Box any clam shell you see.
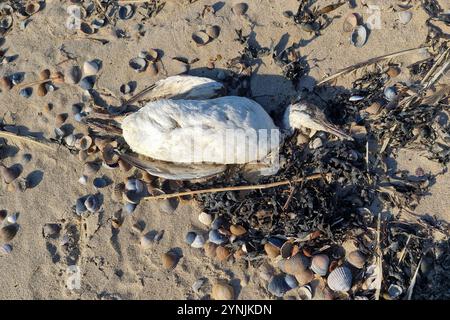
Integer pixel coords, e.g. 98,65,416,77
112,183,125,202
343,13,358,32
43,223,61,239
347,250,366,269
280,241,294,259
208,229,227,245
140,232,153,249
19,87,32,98
93,177,107,189
76,136,93,151
79,76,95,90
384,86,397,101
83,60,100,76
232,3,248,16
6,212,17,224
211,282,234,300
198,211,213,226
205,25,220,39
25,3,40,15
123,202,136,214
66,65,82,84
351,25,367,48
284,274,299,289
64,134,76,147
264,242,280,258
230,224,246,236
118,5,135,20
129,57,147,72
0,76,12,90
192,31,210,46
147,62,159,76
75,197,87,215
1,243,12,254
39,69,51,80
83,162,100,176
204,242,218,258
294,268,314,286
84,195,99,213
398,11,412,25
327,266,352,292
267,275,290,297
311,254,330,276
298,285,313,300
162,251,178,270
387,66,401,78
0,224,19,242
285,253,310,275
388,284,403,299
118,159,132,172
1,165,20,184
55,113,68,126
211,216,225,230
215,245,231,261
191,234,206,248
125,178,144,193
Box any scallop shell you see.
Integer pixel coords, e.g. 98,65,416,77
232,3,248,16
327,266,353,292
267,275,290,297
162,251,178,270
66,65,82,84
311,254,330,276
343,13,358,32
208,229,227,245
0,224,19,242
1,164,20,184
285,253,310,275
398,11,412,25
84,195,99,213
205,25,220,39
0,243,12,254
351,25,367,48
83,60,100,76
198,211,213,226
129,57,147,72
211,282,234,300
192,31,210,46
347,250,366,269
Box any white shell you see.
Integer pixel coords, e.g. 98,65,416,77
78,175,87,185
351,26,367,48
191,234,206,248
398,11,412,25
6,212,17,224
310,254,330,276
298,285,313,300
198,212,213,226
83,60,100,76
327,266,353,292
122,96,278,164
1,244,12,254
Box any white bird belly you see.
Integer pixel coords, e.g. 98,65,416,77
122,97,279,164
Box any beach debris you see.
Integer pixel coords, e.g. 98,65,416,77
0,224,19,242
43,223,61,239
343,13,358,32
347,250,366,269
211,281,234,300
129,57,147,72
205,25,220,39
83,60,101,76
186,231,205,248
311,254,330,276
162,251,179,270
192,31,210,46
351,25,367,47
232,3,248,16
327,266,352,292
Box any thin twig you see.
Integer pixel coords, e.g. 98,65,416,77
317,47,428,85
0,131,55,151
375,211,383,300
406,256,423,300
144,173,329,200
398,234,412,264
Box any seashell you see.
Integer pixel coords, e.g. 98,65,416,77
205,25,220,39
11,73,24,85
45,83,55,93
84,195,99,213
52,71,65,84
1,243,12,254
198,211,213,226
129,57,147,72
66,65,82,84
398,11,412,25
211,282,234,300
343,13,358,32
0,210,6,222
285,274,299,289
191,234,206,248
192,31,210,46
6,212,17,224
39,69,51,80
75,197,87,215
0,224,18,242
141,49,159,62
125,178,144,193
43,223,61,238
123,202,136,214
204,241,218,258
311,254,330,276
83,60,100,76
1,164,20,184
118,159,132,172
347,250,366,269
162,251,178,270
64,134,76,147
112,183,125,202
215,245,231,261
92,18,105,30
387,66,401,78
349,95,364,102
285,254,310,275
280,241,294,259
118,5,135,20
185,231,196,245
294,268,314,286
74,113,83,122
147,62,159,76
0,16,12,30
55,113,68,126
230,224,246,236
208,229,227,245
192,278,206,293
120,83,131,95
267,275,290,297
19,87,32,98
79,76,95,90
351,25,367,48
78,175,87,186
384,86,397,101
83,162,100,176
76,136,93,151
25,2,40,15
211,216,225,230
298,285,313,300
327,266,352,292
232,3,248,16
264,242,280,258
387,284,403,299
93,177,107,189
365,101,382,115
140,232,153,249
0,76,12,91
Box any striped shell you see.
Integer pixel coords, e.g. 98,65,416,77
311,254,330,276
327,266,353,292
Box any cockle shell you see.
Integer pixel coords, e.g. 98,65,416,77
311,254,330,276
285,253,310,275
295,268,314,286
211,281,234,300
215,245,231,261
327,266,353,292
204,241,217,258
0,224,19,242
186,231,205,248
83,60,100,76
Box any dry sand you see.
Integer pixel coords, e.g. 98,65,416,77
0,0,449,299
